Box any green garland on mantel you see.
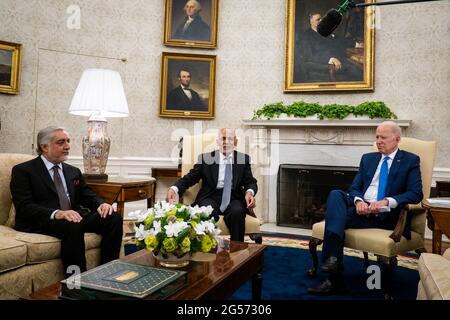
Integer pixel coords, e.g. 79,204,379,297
252,101,398,120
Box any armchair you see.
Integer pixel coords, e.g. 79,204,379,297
417,248,450,300
308,137,437,299
180,133,262,244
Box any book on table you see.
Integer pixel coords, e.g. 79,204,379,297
60,260,187,300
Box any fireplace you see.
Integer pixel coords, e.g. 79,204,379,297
277,164,358,229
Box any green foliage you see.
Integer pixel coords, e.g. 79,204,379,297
252,101,397,120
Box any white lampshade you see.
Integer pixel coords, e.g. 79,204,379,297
69,68,129,118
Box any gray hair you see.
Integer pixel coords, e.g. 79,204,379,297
36,126,67,155
379,121,402,137
185,0,201,11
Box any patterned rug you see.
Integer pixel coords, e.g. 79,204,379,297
241,233,419,270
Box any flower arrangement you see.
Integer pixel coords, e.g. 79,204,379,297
129,201,221,259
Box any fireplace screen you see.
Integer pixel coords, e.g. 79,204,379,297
277,164,358,229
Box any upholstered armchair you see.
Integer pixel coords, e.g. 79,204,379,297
180,133,262,244
417,248,450,300
308,137,437,299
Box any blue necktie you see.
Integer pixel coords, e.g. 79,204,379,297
220,160,232,212
377,156,390,201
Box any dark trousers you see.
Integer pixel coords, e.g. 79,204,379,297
322,190,391,264
43,211,123,276
196,189,246,242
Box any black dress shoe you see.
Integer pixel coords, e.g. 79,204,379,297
321,256,344,274
307,279,347,295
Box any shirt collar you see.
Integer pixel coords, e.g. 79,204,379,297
181,84,190,90
40,155,62,172
382,149,398,161
220,152,233,162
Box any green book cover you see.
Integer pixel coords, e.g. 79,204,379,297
60,260,187,299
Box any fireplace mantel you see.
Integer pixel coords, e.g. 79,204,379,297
242,118,411,128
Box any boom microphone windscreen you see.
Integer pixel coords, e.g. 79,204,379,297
317,9,343,37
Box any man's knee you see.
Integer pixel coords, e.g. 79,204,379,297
228,205,246,220
327,189,348,202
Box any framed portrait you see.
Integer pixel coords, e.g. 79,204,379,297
284,0,375,92
160,52,216,119
163,0,219,49
0,40,22,94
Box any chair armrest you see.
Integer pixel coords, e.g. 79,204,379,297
389,206,409,242
247,208,257,218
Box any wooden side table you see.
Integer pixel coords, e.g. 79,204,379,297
422,198,450,254
86,176,156,216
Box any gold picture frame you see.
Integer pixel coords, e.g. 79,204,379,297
160,52,216,119
284,0,375,92
163,0,219,49
0,40,22,94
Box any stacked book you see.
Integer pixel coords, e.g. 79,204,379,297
60,260,187,300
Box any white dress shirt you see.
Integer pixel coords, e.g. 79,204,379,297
181,85,192,100
41,155,71,219
354,149,399,209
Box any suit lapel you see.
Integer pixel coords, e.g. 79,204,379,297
232,150,241,190
386,150,403,195
34,157,58,194
366,153,382,191
211,151,220,188
62,163,75,203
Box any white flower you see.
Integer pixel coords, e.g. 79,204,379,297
134,224,152,241
164,221,189,237
194,221,206,235
150,220,161,235
128,209,151,222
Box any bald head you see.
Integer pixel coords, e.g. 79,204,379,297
375,121,401,155
217,128,237,155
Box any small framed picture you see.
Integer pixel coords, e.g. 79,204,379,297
284,0,375,92
160,52,216,119
163,0,219,49
0,40,22,94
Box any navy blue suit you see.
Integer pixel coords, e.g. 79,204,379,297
322,149,422,262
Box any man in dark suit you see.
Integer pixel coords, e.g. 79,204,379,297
166,128,258,241
173,0,211,42
10,126,123,276
295,12,363,83
166,69,207,111
308,121,423,294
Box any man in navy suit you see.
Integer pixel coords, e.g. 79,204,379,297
166,69,207,111
166,128,258,241
308,121,423,294
10,126,123,276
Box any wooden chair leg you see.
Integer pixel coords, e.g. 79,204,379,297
308,237,323,278
377,255,398,300
363,252,370,267
249,234,263,244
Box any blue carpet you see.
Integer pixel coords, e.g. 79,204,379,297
230,245,420,300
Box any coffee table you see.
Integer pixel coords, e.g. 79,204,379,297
29,241,266,300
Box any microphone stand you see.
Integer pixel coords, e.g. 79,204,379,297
351,0,444,8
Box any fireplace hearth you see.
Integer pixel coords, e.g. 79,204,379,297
277,164,358,229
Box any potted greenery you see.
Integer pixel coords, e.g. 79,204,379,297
252,101,397,120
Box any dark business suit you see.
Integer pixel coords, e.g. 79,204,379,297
296,28,362,82
10,156,123,274
174,15,211,42
166,85,206,111
321,149,423,263
174,150,258,241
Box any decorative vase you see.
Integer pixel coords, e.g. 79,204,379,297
153,252,190,268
